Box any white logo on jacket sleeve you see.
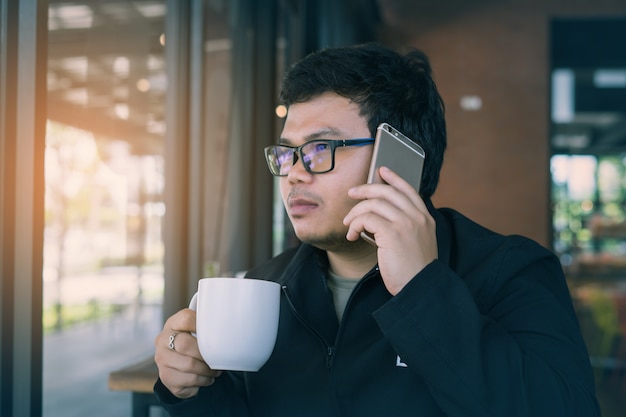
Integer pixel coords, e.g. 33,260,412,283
396,355,407,368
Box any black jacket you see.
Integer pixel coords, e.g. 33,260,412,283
155,205,600,416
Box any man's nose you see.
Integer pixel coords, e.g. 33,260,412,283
287,152,311,182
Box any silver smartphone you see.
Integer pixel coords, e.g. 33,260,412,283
360,123,425,245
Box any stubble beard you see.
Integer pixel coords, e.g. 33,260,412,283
300,230,372,253
303,231,350,252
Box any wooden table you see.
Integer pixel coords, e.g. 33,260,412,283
108,357,161,417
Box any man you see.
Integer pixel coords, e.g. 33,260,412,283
153,43,600,416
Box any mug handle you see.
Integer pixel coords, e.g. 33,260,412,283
188,292,198,337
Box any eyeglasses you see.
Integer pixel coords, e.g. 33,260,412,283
264,138,375,176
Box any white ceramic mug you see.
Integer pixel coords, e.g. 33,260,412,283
189,277,281,372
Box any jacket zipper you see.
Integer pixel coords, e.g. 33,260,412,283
281,267,380,369
281,285,335,368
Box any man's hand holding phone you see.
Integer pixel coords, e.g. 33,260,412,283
345,166,437,295
344,123,437,295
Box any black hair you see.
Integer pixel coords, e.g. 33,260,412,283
279,43,446,199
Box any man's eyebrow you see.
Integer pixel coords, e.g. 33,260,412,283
278,128,342,145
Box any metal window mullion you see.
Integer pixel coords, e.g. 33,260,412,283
0,0,47,416
187,0,205,298
162,0,192,319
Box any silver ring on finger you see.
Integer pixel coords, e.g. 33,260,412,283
168,332,179,351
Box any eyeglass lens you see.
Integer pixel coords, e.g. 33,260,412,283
270,141,333,175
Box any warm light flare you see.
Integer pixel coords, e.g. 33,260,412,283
275,105,287,118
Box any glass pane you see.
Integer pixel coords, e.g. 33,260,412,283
551,18,626,417
44,1,166,416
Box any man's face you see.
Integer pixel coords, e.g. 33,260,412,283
279,92,373,251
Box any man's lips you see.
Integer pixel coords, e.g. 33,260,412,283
287,194,320,217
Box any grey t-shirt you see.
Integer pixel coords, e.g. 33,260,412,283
327,270,359,321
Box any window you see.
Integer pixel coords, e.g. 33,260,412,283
550,18,626,415
44,1,167,415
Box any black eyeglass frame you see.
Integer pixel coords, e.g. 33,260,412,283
264,138,375,176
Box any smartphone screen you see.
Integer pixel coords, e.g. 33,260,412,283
361,123,425,245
